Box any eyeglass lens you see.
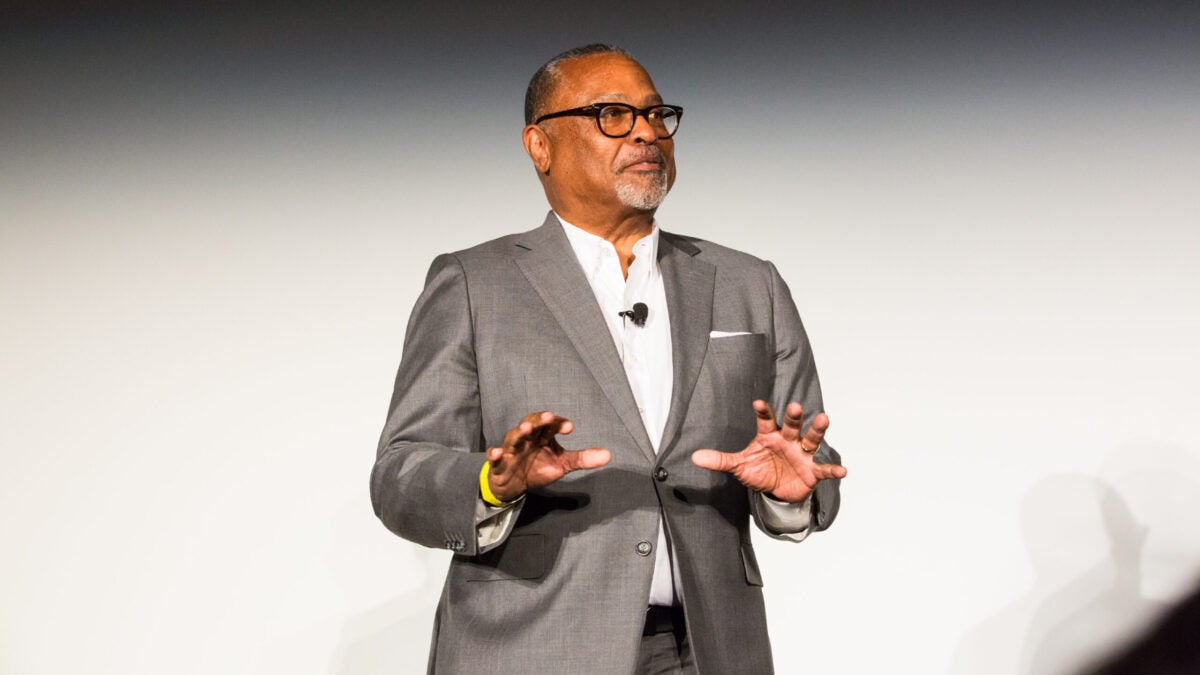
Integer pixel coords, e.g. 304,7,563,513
598,105,679,138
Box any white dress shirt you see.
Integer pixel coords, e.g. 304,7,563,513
474,216,812,606
558,217,678,605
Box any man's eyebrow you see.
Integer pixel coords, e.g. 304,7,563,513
589,93,665,105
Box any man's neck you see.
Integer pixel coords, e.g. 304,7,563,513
554,208,656,279
553,208,654,248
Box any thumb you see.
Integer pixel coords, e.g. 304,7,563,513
813,462,849,480
563,448,611,472
692,449,739,473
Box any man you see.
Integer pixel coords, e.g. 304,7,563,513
371,44,847,674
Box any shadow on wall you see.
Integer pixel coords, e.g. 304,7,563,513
952,443,1200,675
1020,477,1166,674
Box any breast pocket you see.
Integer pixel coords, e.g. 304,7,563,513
699,333,770,435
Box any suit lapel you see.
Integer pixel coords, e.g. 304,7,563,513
514,214,656,464
657,232,715,460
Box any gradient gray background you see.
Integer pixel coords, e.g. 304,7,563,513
3,2,1198,673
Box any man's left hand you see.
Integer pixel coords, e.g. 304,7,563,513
691,400,848,503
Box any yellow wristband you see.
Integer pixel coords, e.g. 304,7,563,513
479,460,510,507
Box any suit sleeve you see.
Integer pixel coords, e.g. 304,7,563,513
761,259,842,534
370,253,489,556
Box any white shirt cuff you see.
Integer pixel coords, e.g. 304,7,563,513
752,491,812,542
474,495,524,553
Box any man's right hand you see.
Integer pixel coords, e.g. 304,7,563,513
485,411,611,502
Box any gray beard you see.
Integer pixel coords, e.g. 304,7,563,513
615,170,670,211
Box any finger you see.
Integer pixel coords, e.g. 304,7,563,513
520,410,551,426
528,410,556,441
812,462,848,480
490,441,527,475
753,400,778,436
562,448,611,472
692,449,741,473
497,412,576,474
529,413,572,448
525,410,559,433
495,412,551,471
488,445,512,475
501,422,532,454
800,412,830,453
504,411,558,450
780,402,804,442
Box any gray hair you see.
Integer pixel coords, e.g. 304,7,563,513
524,43,633,125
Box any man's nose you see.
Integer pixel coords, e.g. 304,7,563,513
628,111,659,144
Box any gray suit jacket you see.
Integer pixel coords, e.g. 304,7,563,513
371,213,841,674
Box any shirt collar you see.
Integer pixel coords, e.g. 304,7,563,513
555,212,660,283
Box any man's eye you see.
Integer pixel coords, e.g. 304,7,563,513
599,107,628,119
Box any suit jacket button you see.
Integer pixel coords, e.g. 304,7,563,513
636,540,653,556
655,467,668,482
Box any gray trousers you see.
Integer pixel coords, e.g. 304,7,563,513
636,609,696,675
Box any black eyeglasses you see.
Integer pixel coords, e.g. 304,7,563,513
534,103,683,139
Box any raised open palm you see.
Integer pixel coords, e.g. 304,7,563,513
486,411,611,502
692,400,847,503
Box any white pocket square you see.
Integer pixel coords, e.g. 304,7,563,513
709,331,752,338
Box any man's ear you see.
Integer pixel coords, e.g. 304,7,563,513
522,125,552,175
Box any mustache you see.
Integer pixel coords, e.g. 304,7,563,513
617,147,667,171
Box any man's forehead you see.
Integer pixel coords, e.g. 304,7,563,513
553,54,662,106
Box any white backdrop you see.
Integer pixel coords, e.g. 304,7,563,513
3,37,1199,675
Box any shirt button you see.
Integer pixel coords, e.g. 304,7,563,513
636,540,653,556
655,467,669,482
